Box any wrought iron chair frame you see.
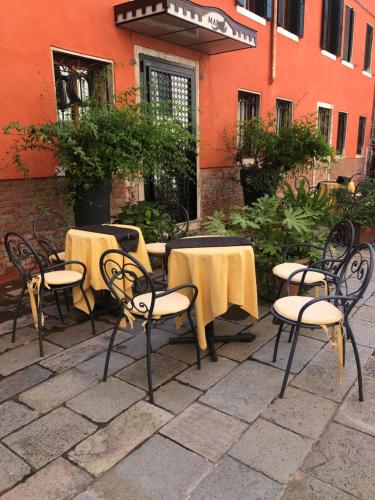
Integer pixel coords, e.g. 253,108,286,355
271,243,374,400
100,248,199,403
294,175,312,192
5,232,95,356
33,210,70,263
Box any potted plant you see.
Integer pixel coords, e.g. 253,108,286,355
3,90,197,225
224,114,334,204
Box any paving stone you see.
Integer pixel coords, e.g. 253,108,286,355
0,327,36,354
4,407,97,469
282,471,356,500
200,361,284,423
114,328,175,359
335,375,375,436
76,351,134,379
0,443,31,494
0,340,62,376
0,315,33,336
154,381,202,413
82,435,211,500
365,355,375,377
176,356,237,391
66,377,145,423
1,457,92,500
69,401,172,476
19,368,97,413
0,401,39,438
160,402,247,462
292,343,372,402
0,365,52,403
302,422,375,499
229,419,313,484
252,334,324,374
263,386,338,440
156,318,192,334
46,319,113,348
354,305,375,322
189,456,284,500
365,294,375,307
116,353,187,391
211,318,245,336
345,317,375,348
157,342,207,365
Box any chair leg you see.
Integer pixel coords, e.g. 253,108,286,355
145,320,154,404
187,310,201,370
37,287,45,357
280,324,301,399
346,319,363,401
54,290,64,323
103,313,122,381
12,284,26,343
63,289,70,312
288,326,295,343
272,322,284,362
80,284,95,336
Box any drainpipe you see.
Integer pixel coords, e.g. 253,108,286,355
270,0,277,83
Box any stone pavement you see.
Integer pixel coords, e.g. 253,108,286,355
1,278,375,499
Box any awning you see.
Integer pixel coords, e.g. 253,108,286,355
114,0,257,54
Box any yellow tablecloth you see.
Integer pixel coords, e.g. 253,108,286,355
319,181,355,197
65,224,152,313
168,245,258,350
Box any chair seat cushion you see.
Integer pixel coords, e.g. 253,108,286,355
132,291,190,317
273,262,325,284
50,251,65,262
273,296,342,325
145,242,166,255
43,270,82,286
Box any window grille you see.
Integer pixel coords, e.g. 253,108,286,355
318,107,332,144
237,0,273,19
364,24,373,72
357,116,367,155
336,112,347,155
321,0,344,56
238,91,260,157
277,0,305,37
276,99,292,131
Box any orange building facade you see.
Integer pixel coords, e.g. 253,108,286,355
0,0,374,274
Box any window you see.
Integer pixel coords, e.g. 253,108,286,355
321,0,344,56
343,5,355,63
236,0,273,19
238,91,260,156
276,99,292,131
277,0,305,37
318,106,333,144
336,112,347,155
357,116,367,155
53,52,112,121
364,24,373,72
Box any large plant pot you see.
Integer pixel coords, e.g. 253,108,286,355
354,223,375,245
240,168,264,206
74,181,112,226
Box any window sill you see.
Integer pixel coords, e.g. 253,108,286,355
342,60,354,69
236,6,267,26
321,50,337,61
277,26,299,42
362,70,372,78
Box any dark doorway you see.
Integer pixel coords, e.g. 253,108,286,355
140,55,197,219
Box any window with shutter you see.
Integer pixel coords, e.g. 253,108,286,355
357,117,367,155
336,112,347,155
236,0,273,19
343,5,355,63
276,99,292,131
238,91,260,157
364,24,373,72
318,106,333,144
321,0,344,56
277,0,304,37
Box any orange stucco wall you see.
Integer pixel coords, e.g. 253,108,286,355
0,0,374,180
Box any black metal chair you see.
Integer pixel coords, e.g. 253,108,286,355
145,203,190,283
33,210,70,264
294,175,312,192
100,248,199,403
5,232,95,356
271,243,374,400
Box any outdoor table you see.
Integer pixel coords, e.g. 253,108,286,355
65,224,152,313
319,180,355,197
167,239,259,361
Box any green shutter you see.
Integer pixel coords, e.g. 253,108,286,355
321,0,329,50
297,0,305,38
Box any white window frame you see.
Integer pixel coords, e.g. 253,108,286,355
236,5,267,26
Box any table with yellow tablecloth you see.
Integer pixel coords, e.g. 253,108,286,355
168,244,259,351
319,180,355,197
65,224,152,313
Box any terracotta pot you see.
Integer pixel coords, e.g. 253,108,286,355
353,224,375,245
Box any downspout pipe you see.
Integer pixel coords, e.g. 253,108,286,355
270,0,277,83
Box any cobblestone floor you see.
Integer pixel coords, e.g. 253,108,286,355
1,275,375,499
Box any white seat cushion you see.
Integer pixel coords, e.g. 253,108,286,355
49,251,65,262
274,296,342,325
145,242,166,255
273,262,325,284
132,291,190,317
43,270,82,286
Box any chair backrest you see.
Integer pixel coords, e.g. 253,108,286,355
322,220,355,270
294,175,311,192
158,203,190,242
99,248,156,317
33,210,69,261
350,172,365,186
337,243,374,315
354,177,373,196
5,232,45,284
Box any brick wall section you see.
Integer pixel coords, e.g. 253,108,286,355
200,166,244,218
110,177,139,216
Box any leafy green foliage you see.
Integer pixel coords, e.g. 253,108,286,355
333,179,375,227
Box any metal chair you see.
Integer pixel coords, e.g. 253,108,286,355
271,243,374,400
5,232,95,356
145,203,190,283
100,248,199,403
33,210,69,264
294,175,311,192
